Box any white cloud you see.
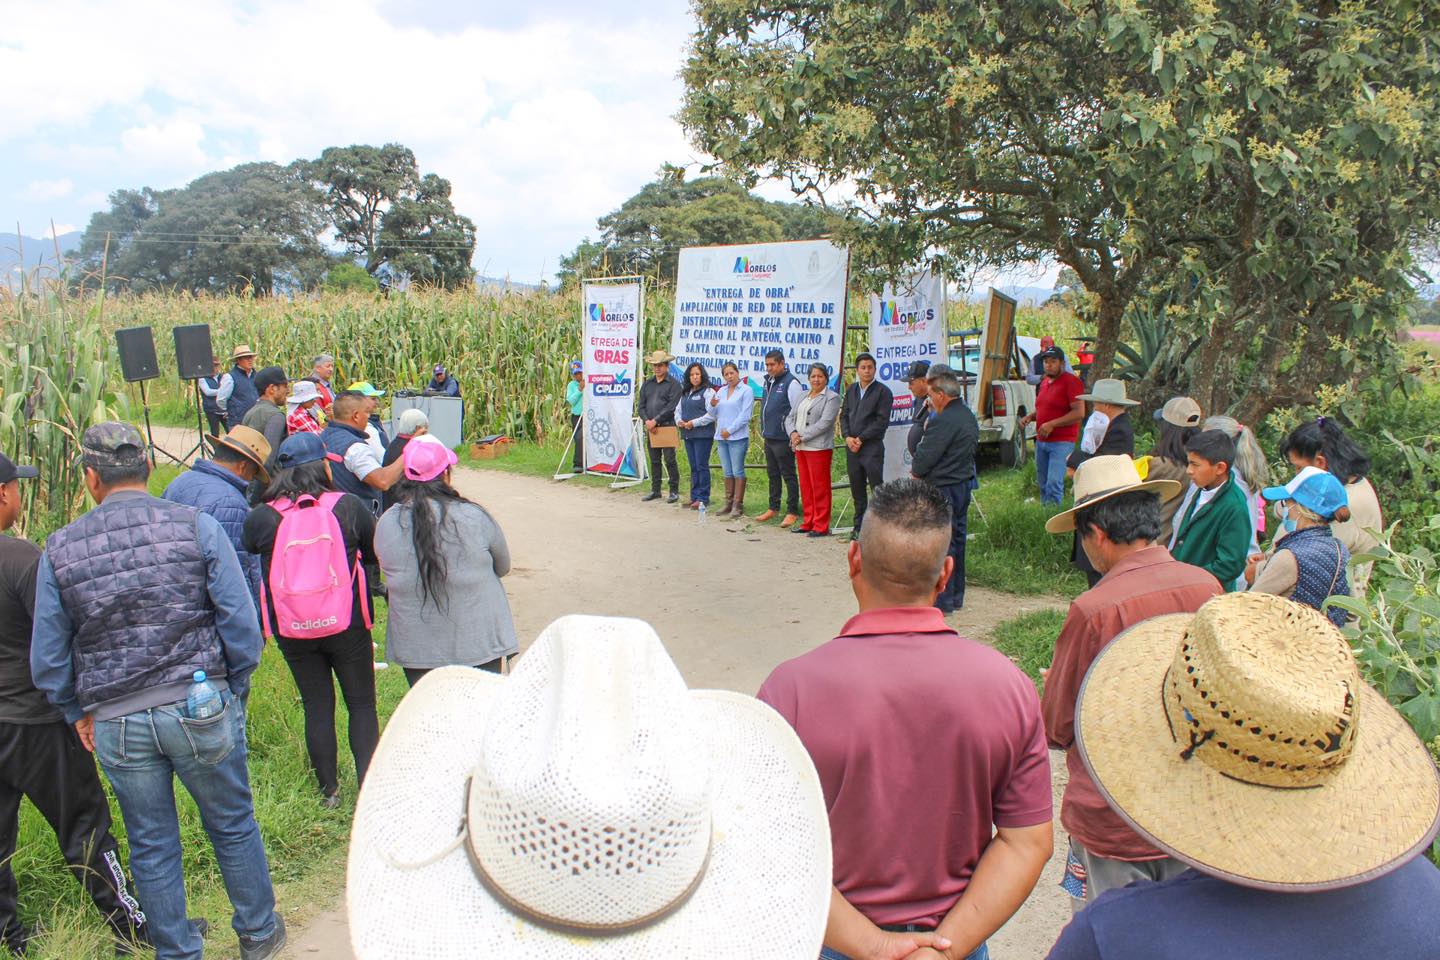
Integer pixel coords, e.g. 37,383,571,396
22,177,73,201
3,0,701,277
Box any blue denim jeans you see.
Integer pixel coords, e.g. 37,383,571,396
93,692,278,960
821,940,989,960
684,437,714,503
1035,439,1074,505
716,437,749,478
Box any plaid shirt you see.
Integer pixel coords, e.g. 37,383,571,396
286,406,322,436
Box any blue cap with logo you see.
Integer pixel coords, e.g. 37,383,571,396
276,433,327,470
1261,466,1349,520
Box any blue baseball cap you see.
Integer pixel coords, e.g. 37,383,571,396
1261,466,1348,520
276,433,327,470
570,360,583,374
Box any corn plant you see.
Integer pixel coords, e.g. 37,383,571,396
0,275,124,539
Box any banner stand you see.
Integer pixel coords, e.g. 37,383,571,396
552,417,584,481
570,275,647,483
608,418,648,489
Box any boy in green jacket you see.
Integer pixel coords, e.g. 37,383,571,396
1170,430,1252,590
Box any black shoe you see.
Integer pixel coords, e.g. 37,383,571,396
641,491,661,502
666,493,679,504
321,790,341,809
238,915,286,960
807,530,831,538
792,525,812,534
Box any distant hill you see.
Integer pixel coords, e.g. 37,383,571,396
1,231,83,288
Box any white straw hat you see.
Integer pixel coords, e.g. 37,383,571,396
286,380,320,406
1045,454,1181,533
347,615,831,958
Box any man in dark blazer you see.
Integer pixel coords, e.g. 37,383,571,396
840,353,894,538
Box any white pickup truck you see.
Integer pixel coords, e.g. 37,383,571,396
945,289,1037,467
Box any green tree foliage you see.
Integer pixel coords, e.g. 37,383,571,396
559,164,833,284
681,0,1440,420
322,261,380,294
306,144,477,288
76,162,328,294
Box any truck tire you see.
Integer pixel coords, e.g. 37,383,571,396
1001,429,1026,468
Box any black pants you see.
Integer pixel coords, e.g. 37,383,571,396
763,437,800,513
0,721,148,950
277,629,380,797
933,482,972,612
570,414,584,470
648,443,679,495
205,411,227,436
402,658,506,688
846,448,885,531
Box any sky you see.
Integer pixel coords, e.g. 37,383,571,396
0,0,1058,290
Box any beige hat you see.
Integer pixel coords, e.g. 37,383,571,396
643,349,676,365
213,425,271,485
1159,396,1203,427
1077,592,1440,891
1045,454,1181,533
228,344,256,362
347,615,830,958
1076,378,1138,406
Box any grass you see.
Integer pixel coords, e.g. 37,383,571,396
990,609,1068,689
461,439,1087,598
10,464,410,959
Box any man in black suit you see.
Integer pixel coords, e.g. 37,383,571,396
840,353,894,539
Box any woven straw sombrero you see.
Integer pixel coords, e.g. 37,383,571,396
1045,454,1181,533
347,615,831,958
1077,592,1440,891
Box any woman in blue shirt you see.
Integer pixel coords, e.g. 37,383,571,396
711,361,755,518
674,363,718,509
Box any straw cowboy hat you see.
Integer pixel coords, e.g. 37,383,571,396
1076,378,1138,406
228,344,256,362
213,425,271,485
1045,454,1181,533
643,349,675,365
1077,592,1440,891
347,615,831,958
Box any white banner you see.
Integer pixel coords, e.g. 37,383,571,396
671,240,850,386
869,271,946,482
581,281,642,476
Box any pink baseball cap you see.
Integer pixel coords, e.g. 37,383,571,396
402,436,458,482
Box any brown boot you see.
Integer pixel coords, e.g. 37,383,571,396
755,509,778,522
780,513,799,528
716,478,735,518
731,477,746,518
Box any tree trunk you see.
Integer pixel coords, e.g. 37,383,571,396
1087,294,1125,382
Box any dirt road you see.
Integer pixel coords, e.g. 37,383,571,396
151,430,1073,957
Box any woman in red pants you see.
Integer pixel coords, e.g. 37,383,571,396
786,363,842,537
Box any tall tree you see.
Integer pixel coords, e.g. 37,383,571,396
307,144,477,287
682,0,1440,417
560,165,835,284
76,162,328,294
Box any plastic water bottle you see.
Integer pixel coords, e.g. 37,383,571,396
698,502,707,525
186,670,223,720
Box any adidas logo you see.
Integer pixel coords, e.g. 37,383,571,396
290,616,339,631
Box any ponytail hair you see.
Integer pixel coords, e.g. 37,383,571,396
1280,416,1371,484
1202,416,1270,489
394,475,480,613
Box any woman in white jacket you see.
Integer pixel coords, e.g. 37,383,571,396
710,361,755,518
786,363,842,537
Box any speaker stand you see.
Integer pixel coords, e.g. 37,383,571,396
138,381,188,467
173,380,211,463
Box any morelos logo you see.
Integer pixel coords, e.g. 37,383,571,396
589,303,635,323
587,303,606,322
733,256,777,277
290,616,338,631
880,301,934,331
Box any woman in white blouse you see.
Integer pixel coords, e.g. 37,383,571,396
786,363,842,537
710,361,755,518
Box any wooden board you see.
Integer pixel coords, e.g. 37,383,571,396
976,288,1019,418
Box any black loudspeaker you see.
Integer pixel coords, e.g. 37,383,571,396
173,324,214,380
115,327,159,383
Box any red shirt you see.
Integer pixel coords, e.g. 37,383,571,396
758,606,1052,928
1041,546,1222,860
1035,371,1085,443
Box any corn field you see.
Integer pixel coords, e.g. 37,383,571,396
0,279,125,539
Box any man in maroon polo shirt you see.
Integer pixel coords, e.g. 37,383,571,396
759,480,1053,960
1020,348,1085,505
1041,455,1223,909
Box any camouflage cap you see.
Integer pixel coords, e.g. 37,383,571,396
81,422,148,467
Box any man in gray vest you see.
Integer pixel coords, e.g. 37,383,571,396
29,423,286,960
756,349,805,527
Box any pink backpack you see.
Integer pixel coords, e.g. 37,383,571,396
260,492,371,640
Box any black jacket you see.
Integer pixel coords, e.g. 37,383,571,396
1067,411,1135,470
911,399,979,487
639,375,683,426
906,396,931,455
840,380,894,459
